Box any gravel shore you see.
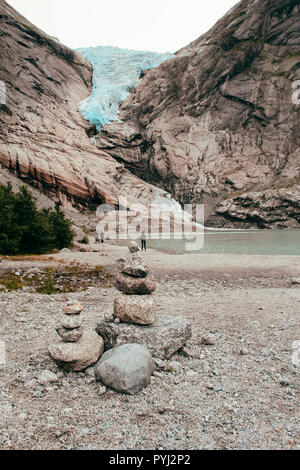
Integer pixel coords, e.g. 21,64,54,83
0,248,299,450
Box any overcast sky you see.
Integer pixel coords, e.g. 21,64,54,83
7,0,239,52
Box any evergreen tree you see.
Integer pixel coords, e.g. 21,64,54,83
0,183,74,255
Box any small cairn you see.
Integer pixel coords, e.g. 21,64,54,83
49,301,104,371
113,241,157,325
57,301,84,342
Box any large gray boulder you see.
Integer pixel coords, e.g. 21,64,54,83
96,315,192,359
94,343,154,395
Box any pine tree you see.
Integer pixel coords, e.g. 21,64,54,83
0,183,74,255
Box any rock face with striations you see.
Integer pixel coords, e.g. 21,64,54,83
96,0,300,228
0,0,173,210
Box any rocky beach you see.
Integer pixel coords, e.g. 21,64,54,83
0,0,299,452
0,243,299,450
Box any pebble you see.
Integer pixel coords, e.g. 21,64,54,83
62,379,70,388
37,370,58,385
201,334,217,345
240,348,249,355
79,427,90,436
186,370,198,377
98,385,107,396
279,377,290,387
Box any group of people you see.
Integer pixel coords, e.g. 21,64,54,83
96,230,147,251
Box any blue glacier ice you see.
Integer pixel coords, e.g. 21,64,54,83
76,46,174,130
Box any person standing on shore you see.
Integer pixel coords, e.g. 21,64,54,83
141,230,147,251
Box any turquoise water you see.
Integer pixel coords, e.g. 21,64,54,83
132,230,300,255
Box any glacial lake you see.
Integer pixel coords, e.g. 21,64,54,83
123,230,300,255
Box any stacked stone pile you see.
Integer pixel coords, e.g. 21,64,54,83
49,301,104,371
113,241,157,325
94,242,192,394
48,244,192,395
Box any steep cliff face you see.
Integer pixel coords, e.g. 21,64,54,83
96,0,300,228
0,0,167,211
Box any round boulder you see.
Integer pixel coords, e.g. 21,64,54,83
94,343,154,395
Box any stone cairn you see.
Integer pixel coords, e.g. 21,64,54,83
57,301,84,342
49,301,104,372
48,243,191,395
94,241,191,394
113,241,157,325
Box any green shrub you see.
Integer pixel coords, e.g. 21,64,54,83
36,274,57,295
0,183,74,255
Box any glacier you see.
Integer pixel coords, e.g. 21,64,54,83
76,46,174,130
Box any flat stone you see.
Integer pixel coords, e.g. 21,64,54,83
94,343,154,395
64,302,83,315
61,314,82,329
56,326,83,342
114,272,156,295
118,253,149,278
114,294,156,325
49,330,104,371
96,315,192,359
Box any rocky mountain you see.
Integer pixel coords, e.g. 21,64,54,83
96,0,300,228
0,0,171,213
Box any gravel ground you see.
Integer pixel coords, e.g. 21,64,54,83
0,253,299,450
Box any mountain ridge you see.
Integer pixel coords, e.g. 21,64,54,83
0,0,171,214
96,0,300,228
